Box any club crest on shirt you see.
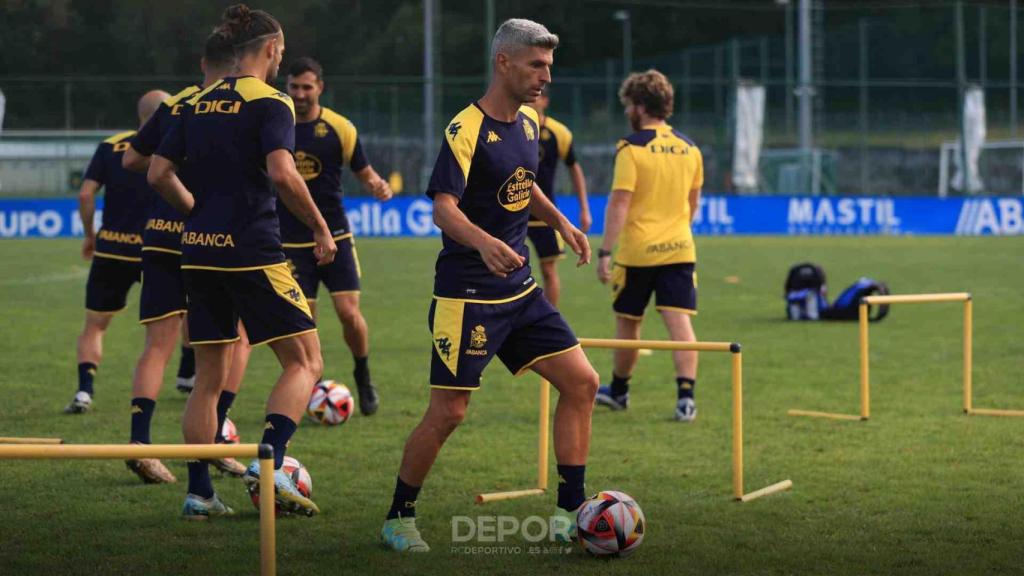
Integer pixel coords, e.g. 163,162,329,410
522,119,536,141
314,122,329,138
295,150,322,181
497,166,535,212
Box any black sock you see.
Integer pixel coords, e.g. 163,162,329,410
353,356,370,388
186,460,214,499
557,464,587,511
77,362,97,395
386,476,421,520
177,346,195,379
214,391,237,443
260,413,297,469
610,373,630,398
677,377,696,399
129,397,156,444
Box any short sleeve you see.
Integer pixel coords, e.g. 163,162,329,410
131,105,167,156
564,142,577,167
611,141,637,193
426,138,468,200
83,145,107,185
261,100,296,157
348,137,369,172
155,116,187,165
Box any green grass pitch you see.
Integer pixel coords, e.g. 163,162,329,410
0,236,1022,575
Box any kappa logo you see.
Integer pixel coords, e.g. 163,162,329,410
314,122,329,138
130,405,143,414
435,336,453,360
113,141,131,153
447,121,462,139
522,119,535,141
486,131,502,143
285,288,303,303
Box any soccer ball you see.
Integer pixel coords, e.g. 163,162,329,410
249,456,313,515
220,417,240,444
306,380,354,426
576,490,646,558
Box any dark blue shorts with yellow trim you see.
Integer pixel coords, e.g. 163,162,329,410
85,255,141,313
527,224,565,261
139,249,186,324
611,262,697,319
283,235,360,300
183,263,316,346
428,286,579,390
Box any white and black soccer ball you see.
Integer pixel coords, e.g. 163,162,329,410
306,380,354,426
576,490,646,558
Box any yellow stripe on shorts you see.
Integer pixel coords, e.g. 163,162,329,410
432,299,465,377
263,263,313,318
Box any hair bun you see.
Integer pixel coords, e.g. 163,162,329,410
222,4,253,25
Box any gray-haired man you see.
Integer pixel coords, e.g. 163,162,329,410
379,18,597,552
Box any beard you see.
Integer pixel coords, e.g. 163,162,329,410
628,109,643,132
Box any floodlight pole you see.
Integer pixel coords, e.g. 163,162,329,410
614,10,632,76
797,0,812,153
1012,0,1018,138
956,1,969,194
485,0,495,84
422,0,436,190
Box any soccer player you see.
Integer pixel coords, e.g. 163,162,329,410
283,56,392,415
526,86,590,308
119,33,250,484
595,69,704,422
148,4,337,519
64,93,160,414
380,19,598,552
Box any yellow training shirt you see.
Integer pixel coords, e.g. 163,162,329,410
610,124,703,266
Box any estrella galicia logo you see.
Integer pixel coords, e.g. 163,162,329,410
497,166,535,212
294,150,322,181
435,336,453,360
447,121,462,139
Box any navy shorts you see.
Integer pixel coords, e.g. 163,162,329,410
139,250,186,324
283,235,360,300
527,224,565,261
611,262,698,319
183,263,316,346
429,286,579,390
85,255,141,313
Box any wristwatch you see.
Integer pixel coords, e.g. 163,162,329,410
597,249,613,259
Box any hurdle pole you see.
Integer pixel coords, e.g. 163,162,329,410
0,443,276,576
859,301,871,420
258,448,276,576
963,297,972,414
731,346,743,499
0,437,64,444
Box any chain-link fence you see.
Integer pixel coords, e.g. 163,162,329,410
1,2,1021,198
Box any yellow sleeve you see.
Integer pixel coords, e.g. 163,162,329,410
443,105,484,184
611,141,637,193
321,109,359,166
692,147,704,190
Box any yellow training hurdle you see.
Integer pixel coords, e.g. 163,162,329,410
0,443,278,576
789,292,1024,422
476,338,793,504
